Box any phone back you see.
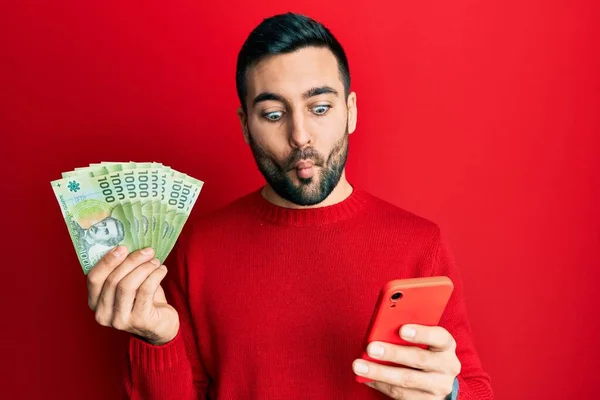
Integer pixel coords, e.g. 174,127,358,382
356,276,454,383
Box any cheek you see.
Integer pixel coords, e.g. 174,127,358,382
249,120,289,159
310,115,346,151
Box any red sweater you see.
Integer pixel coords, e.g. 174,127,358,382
123,187,494,399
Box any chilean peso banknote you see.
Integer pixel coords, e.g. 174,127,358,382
51,162,203,274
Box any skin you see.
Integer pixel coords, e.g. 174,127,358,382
353,325,461,399
87,246,177,345
236,46,356,208
87,46,460,398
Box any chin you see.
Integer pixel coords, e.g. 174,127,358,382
294,184,331,206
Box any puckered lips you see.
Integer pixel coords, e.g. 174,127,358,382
294,160,315,179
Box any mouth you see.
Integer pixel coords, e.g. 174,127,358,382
294,160,315,180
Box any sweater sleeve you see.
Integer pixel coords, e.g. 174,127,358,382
122,229,211,399
432,227,495,400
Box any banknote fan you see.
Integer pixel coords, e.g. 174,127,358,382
50,162,203,274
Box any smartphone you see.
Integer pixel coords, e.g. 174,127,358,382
356,276,454,383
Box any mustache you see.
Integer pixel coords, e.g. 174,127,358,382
284,148,326,171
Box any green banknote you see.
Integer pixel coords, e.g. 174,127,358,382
157,171,203,260
95,162,163,250
89,163,140,250
51,162,204,273
51,174,138,274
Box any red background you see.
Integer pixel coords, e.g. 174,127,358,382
2,1,599,399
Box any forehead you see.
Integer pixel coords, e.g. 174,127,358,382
247,46,343,100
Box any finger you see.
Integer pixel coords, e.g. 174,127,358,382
94,247,156,324
365,381,433,400
96,247,156,311
110,259,163,330
352,359,444,393
87,245,128,310
366,341,443,372
154,283,167,303
399,325,456,352
132,265,168,314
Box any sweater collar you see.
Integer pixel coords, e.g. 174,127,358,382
248,184,369,227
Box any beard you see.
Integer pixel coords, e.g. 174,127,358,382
247,124,349,206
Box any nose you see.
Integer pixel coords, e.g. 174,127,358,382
288,111,312,149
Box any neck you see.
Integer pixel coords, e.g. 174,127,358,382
261,171,353,209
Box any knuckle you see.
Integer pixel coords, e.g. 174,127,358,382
433,326,447,342
390,345,403,364
111,315,128,330
435,377,455,396
454,359,462,375
111,317,122,330
149,264,165,277
388,386,405,399
94,310,109,327
136,263,154,280
132,249,153,261
100,252,113,263
87,272,103,289
398,370,416,389
115,282,132,298
448,336,457,351
438,326,450,335
110,248,126,261
137,284,152,300
105,274,120,288
414,350,430,370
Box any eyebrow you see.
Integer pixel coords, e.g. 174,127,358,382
252,86,339,107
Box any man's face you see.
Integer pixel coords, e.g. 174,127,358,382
88,218,119,243
239,46,357,206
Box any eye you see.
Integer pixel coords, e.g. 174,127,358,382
312,104,331,115
104,228,109,234
263,111,283,122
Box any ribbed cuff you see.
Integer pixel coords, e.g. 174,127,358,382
128,329,185,372
455,376,493,400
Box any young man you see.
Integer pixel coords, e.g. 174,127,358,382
87,13,494,400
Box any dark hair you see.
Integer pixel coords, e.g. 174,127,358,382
236,12,351,112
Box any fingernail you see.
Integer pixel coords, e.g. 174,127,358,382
141,247,154,256
150,258,160,266
353,361,369,375
367,343,384,358
112,246,126,257
401,326,417,339
160,265,168,271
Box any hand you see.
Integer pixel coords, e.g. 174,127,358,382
87,246,180,345
352,325,461,399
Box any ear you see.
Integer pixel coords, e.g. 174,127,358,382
346,92,357,134
237,107,250,145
